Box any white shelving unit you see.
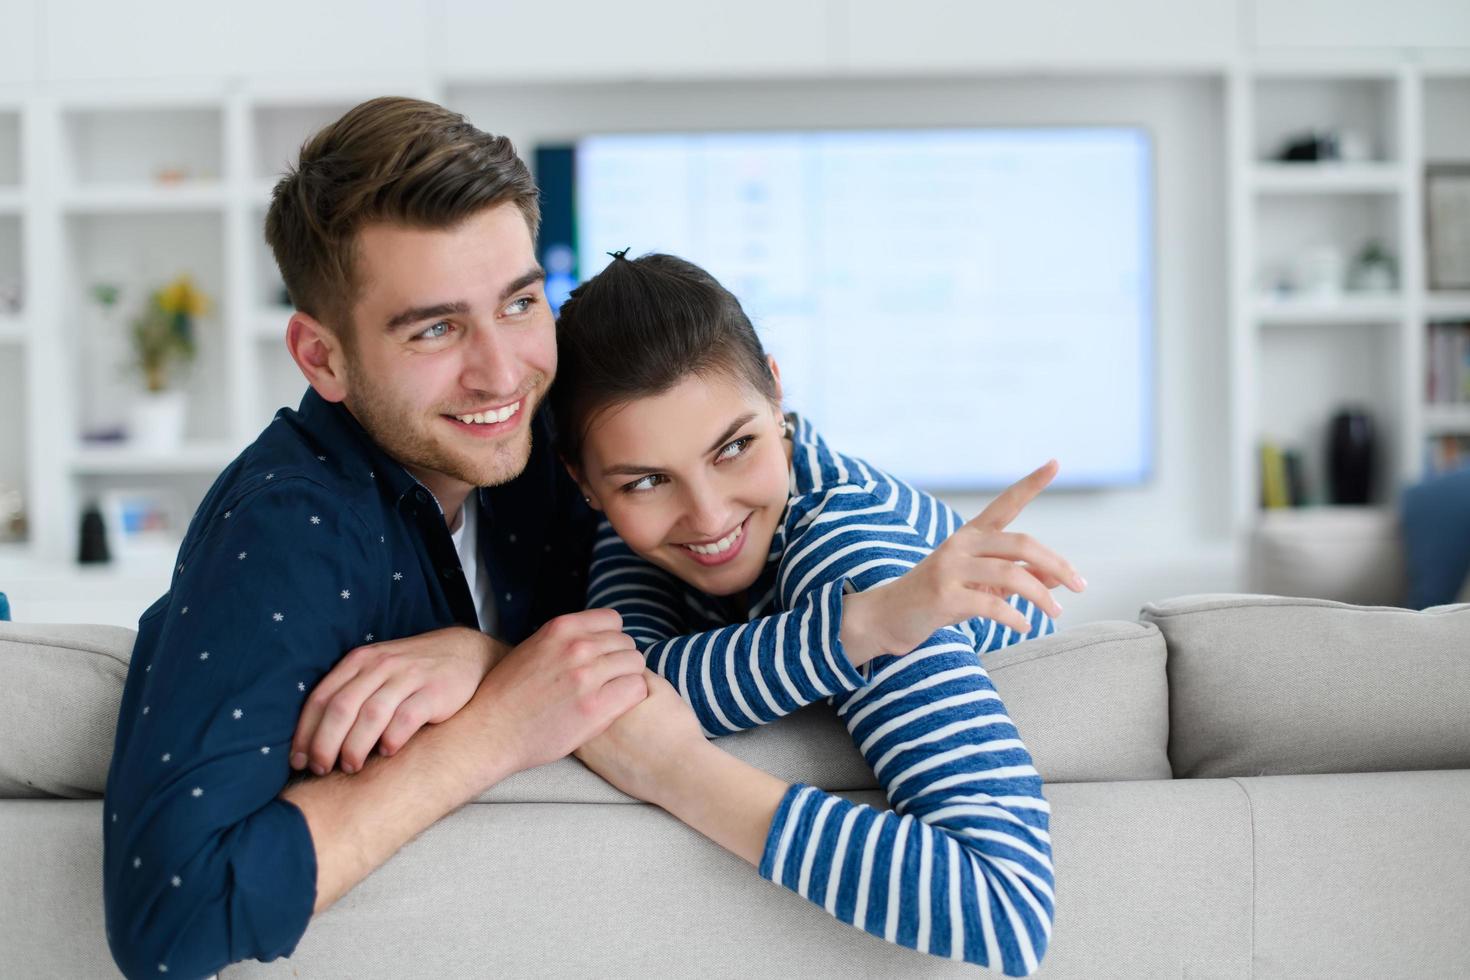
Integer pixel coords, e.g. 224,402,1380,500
1,80,439,567
1229,61,1470,533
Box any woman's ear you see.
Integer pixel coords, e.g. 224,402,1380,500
561,456,603,512
767,355,784,405
286,311,349,403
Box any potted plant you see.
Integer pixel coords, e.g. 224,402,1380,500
127,274,208,450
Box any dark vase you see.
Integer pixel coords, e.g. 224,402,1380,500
78,503,111,564
1328,409,1375,505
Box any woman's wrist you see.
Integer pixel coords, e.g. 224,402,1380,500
839,589,889,667
654,741,789,868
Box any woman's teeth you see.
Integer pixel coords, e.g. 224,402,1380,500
685,523,743,556
455,401,519,425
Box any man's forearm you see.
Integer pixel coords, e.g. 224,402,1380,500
281,700,516,914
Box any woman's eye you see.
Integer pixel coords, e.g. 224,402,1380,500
622,474,665,494
717,436,754,461
415,320,452,340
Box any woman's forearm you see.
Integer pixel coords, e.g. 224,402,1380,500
650,741,789,867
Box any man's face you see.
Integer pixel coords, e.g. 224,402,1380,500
337,203,555,499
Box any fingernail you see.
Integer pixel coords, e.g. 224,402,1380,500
1072,574,1087,591
310,763,325,776
341,763,355,775
290,753,306,769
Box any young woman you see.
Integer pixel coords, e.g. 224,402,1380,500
552,252,1085,976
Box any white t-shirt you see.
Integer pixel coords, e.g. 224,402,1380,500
449,493,497,636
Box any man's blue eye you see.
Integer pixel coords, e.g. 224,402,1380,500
506,296,535,315
417,321,450,340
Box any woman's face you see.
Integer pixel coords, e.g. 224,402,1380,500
574,365,792,597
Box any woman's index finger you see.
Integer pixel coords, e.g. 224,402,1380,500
970,459,1058,531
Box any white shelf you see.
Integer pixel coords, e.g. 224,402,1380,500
1425,292,1470,320
1254,293,1404,325
0,315,26,343
69,441,242,475
1424,405,1470,436
0,187,21,213
59,182,227,214
253,306,292,340
1250,163,1403,194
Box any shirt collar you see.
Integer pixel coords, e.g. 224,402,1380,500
293,387,427,505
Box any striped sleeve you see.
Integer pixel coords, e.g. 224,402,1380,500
759,631,1054,976
779,477,1054,655
586,520,865,737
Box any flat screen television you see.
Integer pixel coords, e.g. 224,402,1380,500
535,127,1154,491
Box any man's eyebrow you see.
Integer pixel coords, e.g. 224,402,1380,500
383,267,545,333
500,266,546,303
385,300,470,332
600,413,759,478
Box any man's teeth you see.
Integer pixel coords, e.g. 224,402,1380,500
685,523,743,556
454,402,520,425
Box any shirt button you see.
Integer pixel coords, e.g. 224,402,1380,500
414,489,430,504
503,592,512,602
440,568,456,580
508,533,517,543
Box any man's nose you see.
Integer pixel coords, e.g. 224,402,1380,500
461,324,519,396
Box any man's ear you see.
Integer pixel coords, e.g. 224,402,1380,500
560,456,603,512
286,311,350,404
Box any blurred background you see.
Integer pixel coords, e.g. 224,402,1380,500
1,0,1468,626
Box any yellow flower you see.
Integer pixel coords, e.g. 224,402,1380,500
157,275,210,318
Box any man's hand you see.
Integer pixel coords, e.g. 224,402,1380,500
842,459,1087,666
291,626,506,775
472,609,650,775
573,670,708,807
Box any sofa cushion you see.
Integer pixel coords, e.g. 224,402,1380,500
1143,593,1470,778
481,619,1172,803
2,617,1169,801
0,622,135,798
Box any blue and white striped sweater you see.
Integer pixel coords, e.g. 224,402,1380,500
587,416,1055,976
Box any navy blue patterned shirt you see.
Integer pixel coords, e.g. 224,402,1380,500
102,388,596,979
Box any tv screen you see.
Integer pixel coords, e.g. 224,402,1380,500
536,127,1153,491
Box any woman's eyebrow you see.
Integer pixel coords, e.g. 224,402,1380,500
601,413,759,478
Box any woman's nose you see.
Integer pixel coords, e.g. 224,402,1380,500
683,483,733,539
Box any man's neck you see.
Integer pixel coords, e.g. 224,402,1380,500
405,465,474,532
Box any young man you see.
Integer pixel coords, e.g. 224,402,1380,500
101,98,650,979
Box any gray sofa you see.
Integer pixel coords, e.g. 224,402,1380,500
3,594,1468,979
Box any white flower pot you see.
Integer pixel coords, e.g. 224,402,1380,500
129,390,188,452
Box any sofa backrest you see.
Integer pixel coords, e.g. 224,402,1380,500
0,616,1172,801
1143,594,1470,778
0,622,134,798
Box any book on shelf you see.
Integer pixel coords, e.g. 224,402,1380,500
1259,442,1307,509
1425,435,1470,476
1427,320,1470,405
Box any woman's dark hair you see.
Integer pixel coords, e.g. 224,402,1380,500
551,252,778,463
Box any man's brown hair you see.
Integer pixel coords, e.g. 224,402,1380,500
264,96,540,342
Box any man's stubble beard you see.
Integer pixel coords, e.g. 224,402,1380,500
343,354,545,489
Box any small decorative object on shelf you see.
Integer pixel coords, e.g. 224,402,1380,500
1328,408,1376,505
1346,240,1398,293
1426,164,1470,291
0,483,25,542
1274,129,1373,164
127,274,209,451
77,500,110,564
